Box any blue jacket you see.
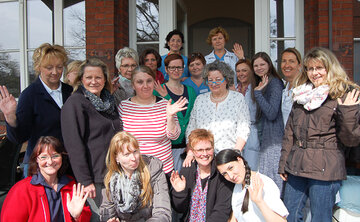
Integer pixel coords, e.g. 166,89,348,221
6,77,73,163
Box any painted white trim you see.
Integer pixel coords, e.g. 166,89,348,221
19,0,28,91
176,0,187,56
128,0,136,50
295,0,304,56
54,0,63,45
159,0,175,55
255,0,270,53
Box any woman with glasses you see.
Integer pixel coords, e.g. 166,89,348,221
159,29,189,81
170,129,233,222
118,65,187,177
184,60,250,166
183,52,210,95
113,47,139,105
279,47,360,222
1,136,91,222
61,59,123,221
154,54,197,171
252,52,284,192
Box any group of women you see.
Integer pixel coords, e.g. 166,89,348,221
0,24,359,222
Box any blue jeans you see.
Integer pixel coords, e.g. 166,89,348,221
283,174,341,222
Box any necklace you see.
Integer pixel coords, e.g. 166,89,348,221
210,90,229,103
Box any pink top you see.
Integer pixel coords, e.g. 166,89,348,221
118,98,180,173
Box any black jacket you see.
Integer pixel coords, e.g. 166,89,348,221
61,87,122,186
171,160,234,222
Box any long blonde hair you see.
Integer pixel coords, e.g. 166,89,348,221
104,131,153,208
294,47,359,99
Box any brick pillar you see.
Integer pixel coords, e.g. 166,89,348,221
304,0,354,79
86,0,129,76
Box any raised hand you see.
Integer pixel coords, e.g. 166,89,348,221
170,170,186,192
111,76,120,94
67,183,89,220
232,43,245,60
166,97,188,117
0,85,17,127
248,173,264,205
182,149,195,168
338,89,360,106
107,217,120,222
254,75,269,91
154,81,168,97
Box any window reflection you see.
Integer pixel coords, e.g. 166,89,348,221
27,0,52,48
136,0,159,43
64,1,86,47
0,52,20,97
0,1,19,50
270,0,295,38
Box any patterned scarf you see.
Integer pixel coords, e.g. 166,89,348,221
189,166,208,222
109,170,142,215
293,83,329,111
81,85,117,117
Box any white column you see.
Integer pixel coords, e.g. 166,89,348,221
254,0,270,54
159,0,176,55
54,0,64,45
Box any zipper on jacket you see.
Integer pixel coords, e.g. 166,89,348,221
40,196,48,222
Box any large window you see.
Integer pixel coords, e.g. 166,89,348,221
0,0,85,97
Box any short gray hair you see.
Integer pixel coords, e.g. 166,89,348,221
202,60,234,88
115,47,139,70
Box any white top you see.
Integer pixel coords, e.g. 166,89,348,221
186,90,250,154
232,173,289,222
39,76,63,108
281,82,294,128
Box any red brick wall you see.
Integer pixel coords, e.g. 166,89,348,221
304,0,354,79
86,0,129,76
354,0,360,38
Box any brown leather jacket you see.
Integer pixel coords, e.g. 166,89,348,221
279,97,360,181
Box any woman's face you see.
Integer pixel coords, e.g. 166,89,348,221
166,59,184,81
39,57,64,89
144,53,158,72
36,148,62,178
236,63,252,85
281,52,301,81
132,71,155,100
192,140,214,168
217,158,246,184
81,66,106,97
119,57,137,80
66,70,78,86
168,34,182,53
189,59,205,77
211,33,226,51
306,59,327,88
253,57,270,78
116,145,140,177
207,70,227,94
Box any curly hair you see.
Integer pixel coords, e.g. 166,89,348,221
32,43,68,75
206,26,230,45
203,60,234,89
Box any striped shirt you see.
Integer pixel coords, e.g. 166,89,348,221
118,98,180,173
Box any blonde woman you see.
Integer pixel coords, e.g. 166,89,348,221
100,131,171,222
279,47,360,221
64,60,83,87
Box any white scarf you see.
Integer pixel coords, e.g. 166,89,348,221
293,83,329,111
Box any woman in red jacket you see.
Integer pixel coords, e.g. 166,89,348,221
1,136,91,222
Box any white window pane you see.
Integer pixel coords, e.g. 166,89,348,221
136,0,159,42
0,52,20,97
270,0,295,38
64,1,86,47
0,1,19,50
27,51,36,83
27,0,52,48
67,48,86,61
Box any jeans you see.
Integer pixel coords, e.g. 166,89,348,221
283,174,341,222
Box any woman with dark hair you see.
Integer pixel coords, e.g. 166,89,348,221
216,149,288,222
61,58,123,220
159,29,189,80
139,48,165,84
1,136,91,222
0,43,73,177
99,131,171,222
170,129,233,222
183,52,210,95
252,52,284,191
154,53,197,171
235,59,260,170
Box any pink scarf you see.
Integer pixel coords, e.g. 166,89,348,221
293,83,329,111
